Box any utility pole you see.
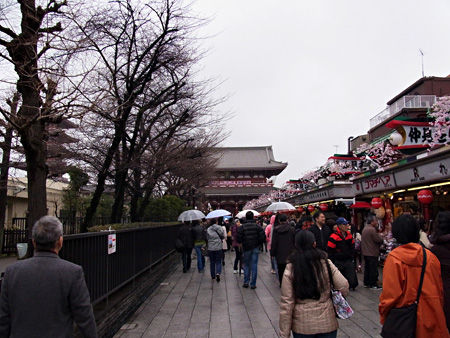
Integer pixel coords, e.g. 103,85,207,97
419,49,425,77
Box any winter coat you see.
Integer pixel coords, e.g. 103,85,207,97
361,225,383,257
206,224,225,251
266,215,276,251
279,260,349,337
231,224,240,248
221,226,228,250
431,234,450,330
271,223,295,264
192,223,206,246
327,228,354,262
308,224,331,252
237,221,265,252
379,243,449,338
177,224,194,249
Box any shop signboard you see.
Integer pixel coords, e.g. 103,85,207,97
358,173,396,193
296,189,330,204
394,157,450,187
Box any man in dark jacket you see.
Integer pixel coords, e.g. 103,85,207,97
237,211,265,289
308,211,331,252
0,216,97,338
177,221,195,273
328,217,358,290
192,220,206,272
361,213,383,289
270,214,295,286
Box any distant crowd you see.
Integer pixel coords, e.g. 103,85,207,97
176,209,450,338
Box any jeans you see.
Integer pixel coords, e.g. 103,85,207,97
293,330,337,338
364,256,379,287
233,246,242,270
208,250,223,279
271,256,278,272
243,247,259,286
181,248,192,271
194,245,205,272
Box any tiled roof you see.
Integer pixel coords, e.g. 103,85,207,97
212,146,287,172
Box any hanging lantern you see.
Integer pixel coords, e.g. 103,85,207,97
371,197,383,209
319,203,328,211
307,205,315,213
297,206,304,213
417,190,433,205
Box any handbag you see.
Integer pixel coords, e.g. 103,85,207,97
200,244,208,257
381,245,427,338
326,261,354,319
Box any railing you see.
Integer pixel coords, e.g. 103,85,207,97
2,216,132,254
369,95,436,128
59,224,180,305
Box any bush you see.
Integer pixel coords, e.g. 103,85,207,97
87,221,180,232
144,195,187,222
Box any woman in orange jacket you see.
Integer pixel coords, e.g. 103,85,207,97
379,214,449,337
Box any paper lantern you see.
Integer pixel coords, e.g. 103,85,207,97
319,203,328,211
417,190,433,205
307,205,315,213
297,207,304,213
375,206,385,219
371,197,383,209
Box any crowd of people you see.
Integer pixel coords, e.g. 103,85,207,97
177,208,450,338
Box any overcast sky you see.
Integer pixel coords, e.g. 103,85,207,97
191,0,450,187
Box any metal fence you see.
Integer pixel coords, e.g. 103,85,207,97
59,224,180,305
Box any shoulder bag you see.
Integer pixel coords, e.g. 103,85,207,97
380,245,427,338
326,260,354,319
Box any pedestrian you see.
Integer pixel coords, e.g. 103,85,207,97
265,214,278,274
192,220,206,273
271,214,295,286
379,214,449,337
430,211,450,330
327,217,358,290
279,230,349,338
361,213,383,289
220,219,228,266
231,219,243,274
237,211,266,289
177,221,194,273
0,216,97,337
206,217,225,282
308,211,332,252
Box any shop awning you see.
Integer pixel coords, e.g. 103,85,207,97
350,201,371,209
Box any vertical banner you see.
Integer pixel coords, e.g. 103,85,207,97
108,234,117,254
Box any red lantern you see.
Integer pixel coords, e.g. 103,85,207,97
319,203,328,211
307,205,315,213
297,207,304,213
417,190,433,205
371,197,383,209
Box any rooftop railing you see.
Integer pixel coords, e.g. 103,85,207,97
369,95,436,128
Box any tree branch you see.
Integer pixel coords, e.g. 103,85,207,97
0,24,17,39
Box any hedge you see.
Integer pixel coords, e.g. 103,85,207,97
88,221,180,232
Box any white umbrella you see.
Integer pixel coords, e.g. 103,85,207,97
177,210,206,222
205,209,231,219
265,201,295,213
236,209,260,219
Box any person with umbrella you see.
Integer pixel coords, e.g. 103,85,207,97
206,216,226,282
177,221,194,273
192,220,206,273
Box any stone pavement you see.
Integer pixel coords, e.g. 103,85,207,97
115,251,383,338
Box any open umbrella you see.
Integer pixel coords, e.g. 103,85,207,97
178,210,206,222
205,209,231,219
236,209,261,219
265,201,295,213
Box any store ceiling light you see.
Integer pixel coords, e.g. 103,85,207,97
407,181,450,191
393,189,406,194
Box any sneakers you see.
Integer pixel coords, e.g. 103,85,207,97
250,285,257,289
271,269,276,274
242,283,249,288
216,274,220,282
363,285,370,288
233,270,238,274
371,285,382,290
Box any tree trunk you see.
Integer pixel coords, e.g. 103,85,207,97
0,126,13,230
110,168,126,223
129,167,142,222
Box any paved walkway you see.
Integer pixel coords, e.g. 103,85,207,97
115,251,382,338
